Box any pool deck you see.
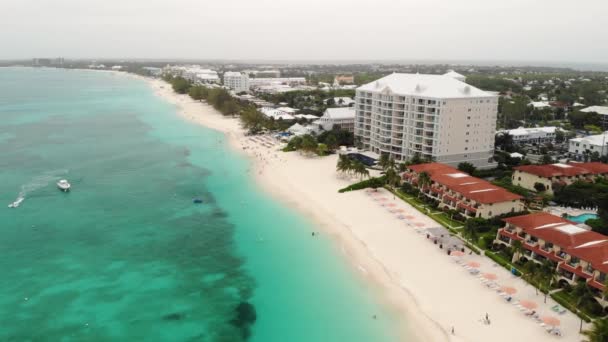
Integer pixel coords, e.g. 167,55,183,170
545,206,597,218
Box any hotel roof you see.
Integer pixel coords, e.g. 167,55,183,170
569,132,608,147
581,106,608,116
406,163,522,204
323,107,355,120
514,162,608,178
358,73,495,99
503,213,608,273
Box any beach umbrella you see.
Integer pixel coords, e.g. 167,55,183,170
387,203,396,207
395,209,406,213
451,250,465,257
467,261,481,268
378,198,388,202
541,316,560,326
397,215,405,220
520,300,538,310
500,286,517,295
415,222,425,227
405,215,415,219
482,273,498,281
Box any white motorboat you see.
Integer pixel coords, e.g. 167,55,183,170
8,197,24,208
57,179,71,192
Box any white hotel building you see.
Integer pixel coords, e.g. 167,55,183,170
355,72,498,168
223,72,250,93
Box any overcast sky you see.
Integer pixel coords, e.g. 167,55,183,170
1,0,607,64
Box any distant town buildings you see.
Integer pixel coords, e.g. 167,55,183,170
163,65,220,84
317,108,355,132
324,97,355,107
402,163,524,219
568,132,608,158
512,162,608,195
355,72,498,168
249,77,308,94
580,106,608,129
498,126,560,145
223,72,250,93
32,58,64,67
245,69,281,78
142,67,162,77
334,75,355,85
260,107,297,120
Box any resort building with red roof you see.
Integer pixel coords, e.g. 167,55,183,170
495,212,608,305
512,162,608,195
402,163,524,219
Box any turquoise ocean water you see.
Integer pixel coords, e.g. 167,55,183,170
0,68,401,341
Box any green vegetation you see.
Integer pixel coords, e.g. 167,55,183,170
457,162,476,175
338,176,386,193
336,154,369,180
466,75,522,93
485,250,520,275
582,318,608,342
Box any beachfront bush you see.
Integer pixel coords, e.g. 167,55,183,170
485,250,518,275
551,291,593,322
338,176,386,193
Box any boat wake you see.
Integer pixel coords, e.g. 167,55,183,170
8,169,69,208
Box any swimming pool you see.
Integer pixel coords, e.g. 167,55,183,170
567,213,598,223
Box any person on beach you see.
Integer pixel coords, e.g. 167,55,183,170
451,327,454,335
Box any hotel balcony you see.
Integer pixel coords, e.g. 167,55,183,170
523,244,563,263
588,278,606,292
457,202,477,213
559,262,592,280
498,228,522,242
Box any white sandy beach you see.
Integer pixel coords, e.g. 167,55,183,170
145,76,587,342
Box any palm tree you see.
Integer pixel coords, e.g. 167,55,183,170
353,161,369,181
378,153,390,170
539,260,558,303
336,155,350,175
385,167,398,189
462,220,479,243
582,318,608,342
511,240,524,263
416,171,431,198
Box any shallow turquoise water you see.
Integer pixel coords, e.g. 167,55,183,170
567,213,598,224
0,68,401,341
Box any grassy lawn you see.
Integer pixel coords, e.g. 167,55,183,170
551,290,597,322
389,188,465,233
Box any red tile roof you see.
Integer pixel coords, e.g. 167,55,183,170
406,163,522,204
504,213,608,274
514,162,608,178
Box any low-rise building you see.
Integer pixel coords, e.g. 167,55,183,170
317,108,355,132
498,126,560,145
249,77,306,87
324,97,355,107
568,132,608,158
580,106,608,129
260,107,296,120
512,162,608,194
495,212,608,303
402,163,523,219
334,75,355,85
163,65,220,84
223,72,250,93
